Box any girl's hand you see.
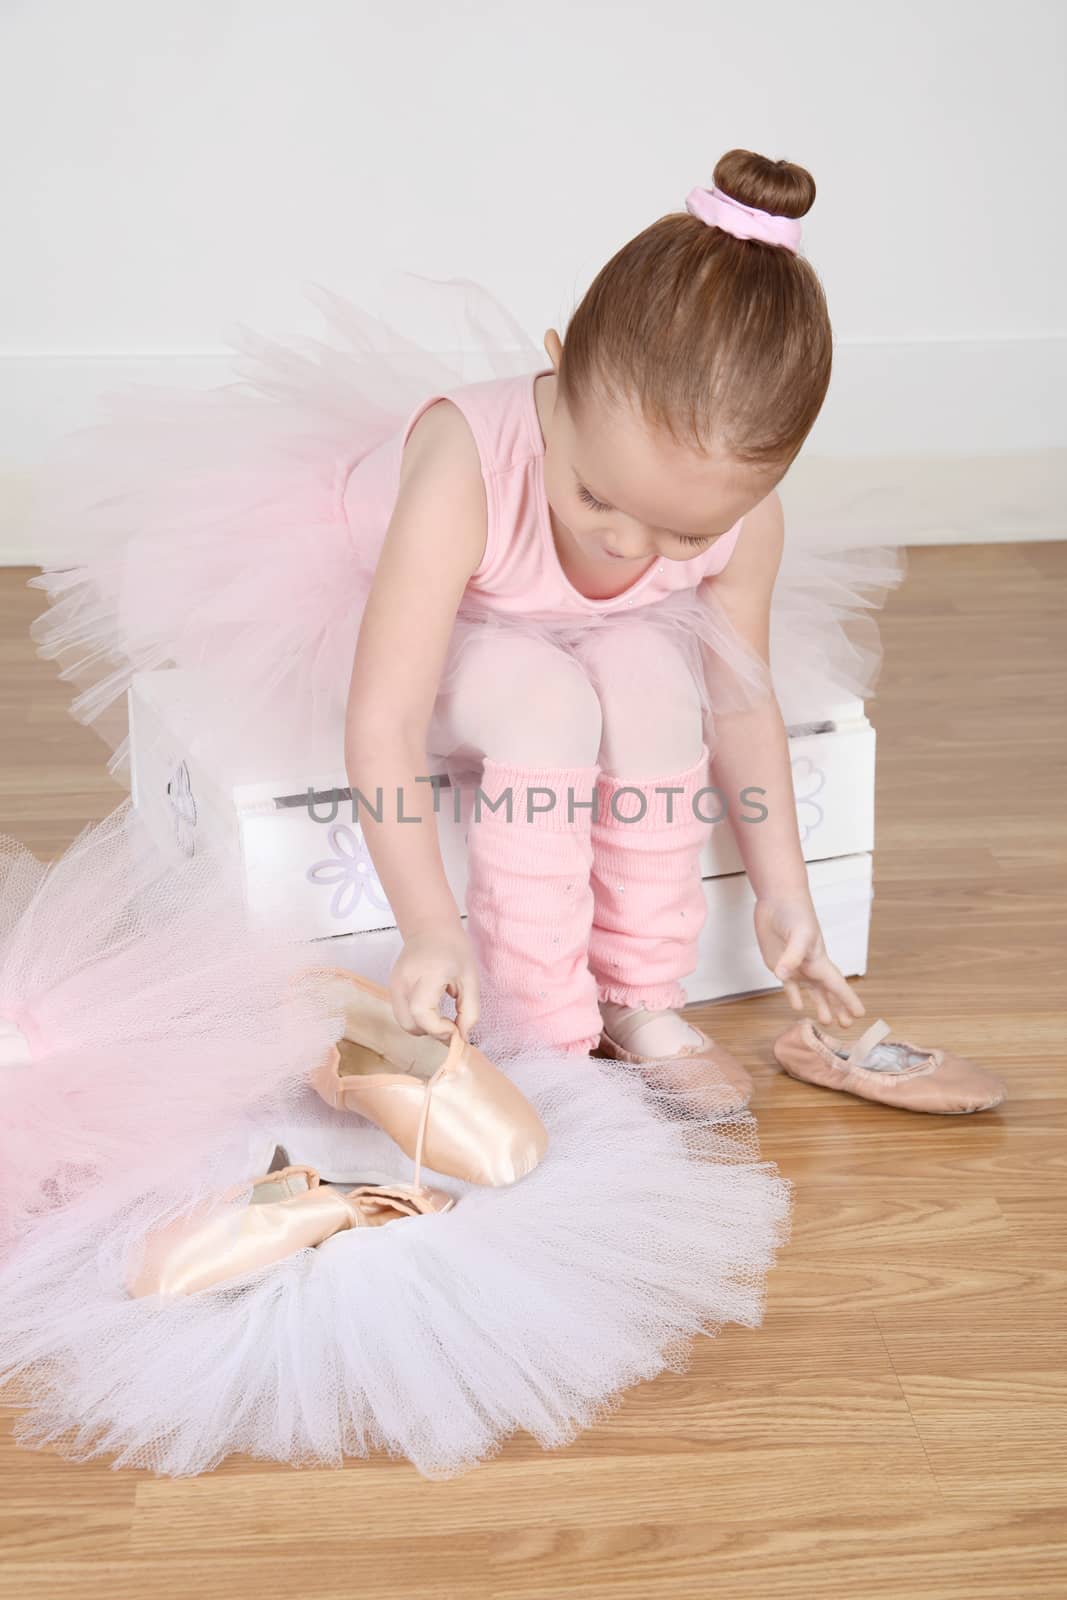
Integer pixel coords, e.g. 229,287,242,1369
753,893,865,1029
389,921,481,1044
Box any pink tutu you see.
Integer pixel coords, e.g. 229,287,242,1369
24,275,906,788
0,942,791,1479
0,799,343,1247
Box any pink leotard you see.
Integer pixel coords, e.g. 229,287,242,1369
343,366,742,617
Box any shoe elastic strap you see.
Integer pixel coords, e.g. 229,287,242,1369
844,1018,892,1068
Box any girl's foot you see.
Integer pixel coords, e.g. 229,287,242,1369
596,1001,754,1114
597,1001,704,1057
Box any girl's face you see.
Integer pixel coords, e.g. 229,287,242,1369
538,334,778,570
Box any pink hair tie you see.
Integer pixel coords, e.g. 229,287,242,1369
685,185,803,254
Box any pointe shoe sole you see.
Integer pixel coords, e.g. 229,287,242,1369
772,1017,1006,1115
303,966,549,1187
596,1025,754,1113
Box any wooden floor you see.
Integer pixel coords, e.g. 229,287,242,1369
1,544,1064,1600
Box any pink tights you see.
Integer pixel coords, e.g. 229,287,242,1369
425,625,715,1054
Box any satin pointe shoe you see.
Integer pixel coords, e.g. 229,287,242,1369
305,966,549,1188
596,1019,754,1115
127,1161,456,1298
772,1016,1007,1115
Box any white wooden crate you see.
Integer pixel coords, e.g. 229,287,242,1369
129,667,878,999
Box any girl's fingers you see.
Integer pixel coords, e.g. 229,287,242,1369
811,985,834,1025
409,977,452,1042
774,931,809,984
835,983,866,1027
807,959,865,1027
443,980,466,1041
783,977,805,1012
446,979,481,1043
389,986,417,1035
821,964,852,1006
412,1006,451,1042
797,969,835,1024
460,972,481,1041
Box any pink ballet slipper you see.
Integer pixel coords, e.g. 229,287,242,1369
597,1018,754,1116
772,1017,1007,1114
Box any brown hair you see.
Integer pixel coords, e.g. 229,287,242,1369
557,149,832,472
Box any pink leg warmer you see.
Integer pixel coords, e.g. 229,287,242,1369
588,743,714,1012
463,757,604,1056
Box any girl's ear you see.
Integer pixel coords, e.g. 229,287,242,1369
543,328,563,371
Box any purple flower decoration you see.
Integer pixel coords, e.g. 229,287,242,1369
791,755,826,844
165,760,197,857
307,823,391,922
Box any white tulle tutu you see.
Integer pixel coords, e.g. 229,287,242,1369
0,966,791,1479
0,799,343,1248
24,274,906,787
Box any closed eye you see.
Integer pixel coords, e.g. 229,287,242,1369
577,480,715,549
577,483,612,514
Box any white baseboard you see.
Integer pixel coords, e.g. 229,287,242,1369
779,448,1066,547
3,335,1066,563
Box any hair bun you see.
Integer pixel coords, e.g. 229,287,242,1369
711,149,816,220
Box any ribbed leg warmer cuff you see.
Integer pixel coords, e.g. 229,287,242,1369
588,743,714,1011
463,757,604,1055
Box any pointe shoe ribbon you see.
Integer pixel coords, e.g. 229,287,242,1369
127,1164,456,1298
410,1034,461,1193
304,966,549,1188
772,1017,1007,1114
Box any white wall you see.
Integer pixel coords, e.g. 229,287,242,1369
1,0,1064,556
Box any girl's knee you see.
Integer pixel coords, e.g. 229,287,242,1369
499,650,602,767
581,630,706,776
433,635,603,769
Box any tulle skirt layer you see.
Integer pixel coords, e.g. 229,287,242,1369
24,276,906,787
0,985,792,1479
0,799,344,1247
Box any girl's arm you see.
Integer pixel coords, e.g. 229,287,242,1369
701,490,865,1029
343,398,488,1033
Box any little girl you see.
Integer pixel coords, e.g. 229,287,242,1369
27,148,903,1092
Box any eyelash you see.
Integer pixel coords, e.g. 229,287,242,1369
577,484,612,513
576,483,712,548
